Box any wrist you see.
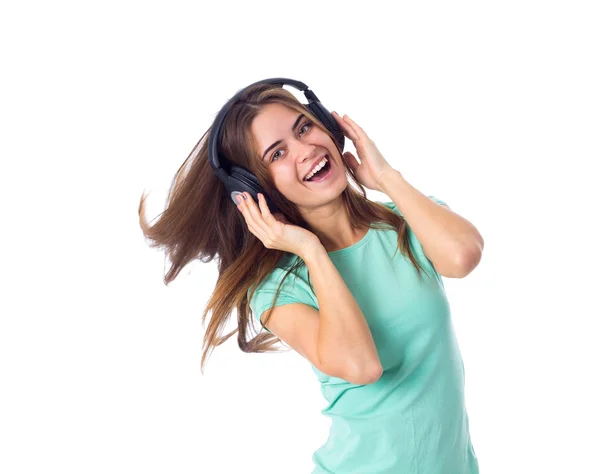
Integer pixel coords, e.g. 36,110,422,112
378,168,407,194
298,241,326,262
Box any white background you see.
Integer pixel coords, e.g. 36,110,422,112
1,1,599,473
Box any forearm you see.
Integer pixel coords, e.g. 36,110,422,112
300,244,382,384
378,169,484,275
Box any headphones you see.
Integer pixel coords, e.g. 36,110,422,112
207,78,345,215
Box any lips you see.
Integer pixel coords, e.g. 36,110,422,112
302,154,329,181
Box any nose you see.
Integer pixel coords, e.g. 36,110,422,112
296,142,317,164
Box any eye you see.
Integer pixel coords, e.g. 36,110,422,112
271,122,313,162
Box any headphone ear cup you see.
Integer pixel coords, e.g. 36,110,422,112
306,102,345,153
229,165,281,214
230,165,261,189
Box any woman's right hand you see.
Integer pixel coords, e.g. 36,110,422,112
236,192,321,258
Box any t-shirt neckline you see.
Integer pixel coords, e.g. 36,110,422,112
327,226,374,257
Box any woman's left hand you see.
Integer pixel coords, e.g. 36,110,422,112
332,111,396,192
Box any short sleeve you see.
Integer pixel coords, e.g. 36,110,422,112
247,265,318,334
379,196,448,282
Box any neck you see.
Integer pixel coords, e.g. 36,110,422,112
301,197,367,252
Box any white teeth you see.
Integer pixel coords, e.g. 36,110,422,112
304,156,329,181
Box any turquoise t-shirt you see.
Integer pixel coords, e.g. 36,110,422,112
248,197,480,474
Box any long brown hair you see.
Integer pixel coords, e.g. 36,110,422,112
138,82,430,374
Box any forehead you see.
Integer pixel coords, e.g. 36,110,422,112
251,103,299,140
251,103,305,160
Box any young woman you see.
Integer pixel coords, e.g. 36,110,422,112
139,80,483,473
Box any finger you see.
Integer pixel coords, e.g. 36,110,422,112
257,193,277,225
238,196,271,245
237,194,251,223
332,111,358,141
343,114,368,143
241,192,272,236
342,114,363,133
343,151,360,171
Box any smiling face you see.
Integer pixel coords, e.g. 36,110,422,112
251,102,347,209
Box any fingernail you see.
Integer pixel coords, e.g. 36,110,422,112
242,193,247,200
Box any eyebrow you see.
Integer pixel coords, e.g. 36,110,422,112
262,113,306,161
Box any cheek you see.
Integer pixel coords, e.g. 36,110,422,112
274,163,302,184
